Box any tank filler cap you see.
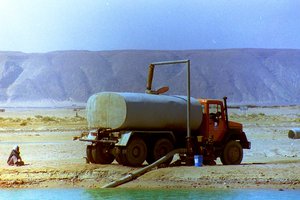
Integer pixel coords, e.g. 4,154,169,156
146,86,169,95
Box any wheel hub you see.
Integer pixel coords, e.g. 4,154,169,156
229,147,240,161
132,146,140,157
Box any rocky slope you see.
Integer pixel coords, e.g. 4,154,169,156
0,49,299,106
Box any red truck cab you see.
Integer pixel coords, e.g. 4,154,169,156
197,98,250,165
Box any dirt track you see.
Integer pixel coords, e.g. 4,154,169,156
0,107,299,189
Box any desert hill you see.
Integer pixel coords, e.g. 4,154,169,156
0,49,299,106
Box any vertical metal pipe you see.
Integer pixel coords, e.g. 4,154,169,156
187,60,191,138
148,59,194,164
186,60,194,165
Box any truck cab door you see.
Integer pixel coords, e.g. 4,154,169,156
208,103,226,142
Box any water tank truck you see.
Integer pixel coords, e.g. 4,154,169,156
80,60,251,166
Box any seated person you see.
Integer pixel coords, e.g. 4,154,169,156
7,145,24,166
209,112,221,126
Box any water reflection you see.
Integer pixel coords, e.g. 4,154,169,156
0,188,299,200
0,189,85,200
87,188,245,200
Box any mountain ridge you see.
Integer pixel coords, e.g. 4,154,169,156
0,49,299,106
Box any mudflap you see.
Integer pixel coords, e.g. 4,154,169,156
115,132,132,147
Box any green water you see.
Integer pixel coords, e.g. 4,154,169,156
0,188,299,200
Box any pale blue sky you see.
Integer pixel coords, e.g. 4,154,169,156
0,0,299,53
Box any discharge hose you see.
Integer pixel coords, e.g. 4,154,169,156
101,148,187,188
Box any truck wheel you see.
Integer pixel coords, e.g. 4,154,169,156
221,140,243,165
147,138,174,165
86,145,95,163
92,143,115,164
123,137,147,167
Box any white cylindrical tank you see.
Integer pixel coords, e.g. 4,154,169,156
87,92,203,131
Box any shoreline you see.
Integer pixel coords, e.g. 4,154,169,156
0,161,299,189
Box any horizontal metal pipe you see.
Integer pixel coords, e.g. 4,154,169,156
151,60,190,66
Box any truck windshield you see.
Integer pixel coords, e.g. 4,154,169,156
209,104,220,113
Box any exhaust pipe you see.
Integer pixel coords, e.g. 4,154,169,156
223,96,229,128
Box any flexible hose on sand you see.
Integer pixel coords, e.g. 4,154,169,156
101,148,187,188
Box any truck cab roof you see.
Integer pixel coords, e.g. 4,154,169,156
198,99,223,104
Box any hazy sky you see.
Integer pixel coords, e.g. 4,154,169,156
0,0,299,53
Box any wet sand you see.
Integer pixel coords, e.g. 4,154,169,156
0,107,299,189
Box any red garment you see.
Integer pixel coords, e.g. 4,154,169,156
7,149,22,166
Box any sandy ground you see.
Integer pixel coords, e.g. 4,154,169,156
0,107,299,189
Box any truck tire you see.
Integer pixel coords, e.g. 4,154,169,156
86,145,95,163
123,136,147,167
147,138,174,165
221,140,243,165
92,143,115,164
